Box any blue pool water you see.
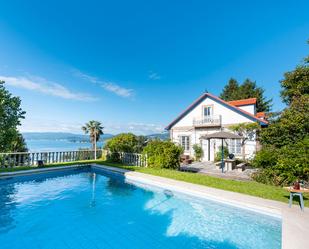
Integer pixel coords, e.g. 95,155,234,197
0,167,281,249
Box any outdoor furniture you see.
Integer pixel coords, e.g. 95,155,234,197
284,187,309,211
235,162,246,172
180,155,193,164
225,159,236,171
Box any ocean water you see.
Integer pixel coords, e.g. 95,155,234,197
25,139,104,152
0,167,282,249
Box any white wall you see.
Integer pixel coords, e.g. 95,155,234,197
173,97,256,128
237,104,255,115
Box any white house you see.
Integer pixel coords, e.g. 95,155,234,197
165,92,268,161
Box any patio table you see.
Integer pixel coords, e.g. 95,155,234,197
284,187,309,211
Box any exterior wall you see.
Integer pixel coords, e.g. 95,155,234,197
169,96,258,161
173,97,256,128
237,104,255,115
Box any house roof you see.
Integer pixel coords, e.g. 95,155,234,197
228,98,257,106
256,112,266,119
165,93,268,130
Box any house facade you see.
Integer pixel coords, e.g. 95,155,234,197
165,92,268,161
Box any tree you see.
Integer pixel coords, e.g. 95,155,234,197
219,78,240,100
0,80,27,152
104,133,146,153
82,120,104,159
260,95,309,148
230,122,259,161
253,40,309,185
220,78,272,112
280,43,309,105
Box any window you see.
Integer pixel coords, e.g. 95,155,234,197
203,106,213,117
180,136,190,151
229,139,241,155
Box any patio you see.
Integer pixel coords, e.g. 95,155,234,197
180,161,255,181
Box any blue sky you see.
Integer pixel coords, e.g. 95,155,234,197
0,0,308,135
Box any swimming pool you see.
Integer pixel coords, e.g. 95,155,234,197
0,166,281,249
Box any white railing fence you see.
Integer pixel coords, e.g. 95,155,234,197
0,150,102,168
106,151,147,167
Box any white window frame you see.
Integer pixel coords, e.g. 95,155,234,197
228,139,241,155
180,136,190,152
202,105,213,117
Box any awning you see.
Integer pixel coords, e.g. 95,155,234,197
200,131,242,139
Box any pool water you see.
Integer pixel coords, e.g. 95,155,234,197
0,166,281,249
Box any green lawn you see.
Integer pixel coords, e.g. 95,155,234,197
1,160,308,207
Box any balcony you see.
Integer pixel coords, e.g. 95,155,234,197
193,115,221,127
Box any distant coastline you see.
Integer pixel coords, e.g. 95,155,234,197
22,132,169,152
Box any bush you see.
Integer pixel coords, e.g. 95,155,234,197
252,137,309,186
215,146,229,162
193,144,203,161
142,140,183,169
104,133,147,153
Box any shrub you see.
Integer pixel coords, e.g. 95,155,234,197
104,133,147,153
215,146,229,162
252,137,309,186
142,140,183,169
193,144,203,161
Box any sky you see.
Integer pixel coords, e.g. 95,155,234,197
0,0,308,135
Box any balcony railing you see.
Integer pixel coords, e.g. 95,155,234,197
193,115,221,127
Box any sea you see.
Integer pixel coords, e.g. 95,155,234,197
25,139,105,152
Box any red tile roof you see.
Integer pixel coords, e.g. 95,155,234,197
228,98,257,106
228,98,256,106
256,112,266,119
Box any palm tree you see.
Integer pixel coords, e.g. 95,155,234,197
82,120,104,159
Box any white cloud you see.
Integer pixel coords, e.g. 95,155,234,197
20,119,84,133
20,119,164,135
73,70,134,98
1,75,97,101
148,71,161,80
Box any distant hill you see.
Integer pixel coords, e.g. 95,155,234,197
22,132,114,142
146,132,169,140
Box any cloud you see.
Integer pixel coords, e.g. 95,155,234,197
73,70,134,98
20,119,84,133
148,71,161,80
20,119,164,135
1,75,97,101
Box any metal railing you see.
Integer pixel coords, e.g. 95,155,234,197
0,150,103,168
193,115,221,127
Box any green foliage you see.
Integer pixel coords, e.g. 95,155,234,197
280,51,309,105
220,78,272,112
0,80,27,152
260,95,309,147
215,146,229,162
104,133,147,153
230,122,259,160
193,144,203,161
81,120,104,149
142,140,183,169
252,138,309,186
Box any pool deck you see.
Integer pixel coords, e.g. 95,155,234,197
1,164,308,249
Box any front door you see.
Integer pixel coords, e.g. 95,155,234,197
201,139,209,161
